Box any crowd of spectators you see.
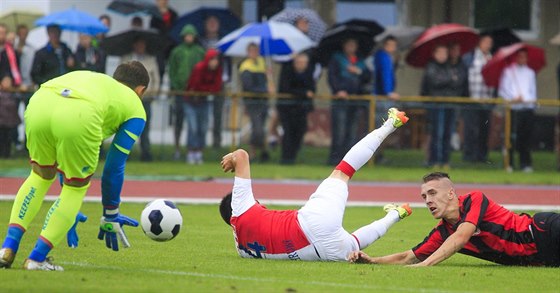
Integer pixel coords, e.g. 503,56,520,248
0,2,553,172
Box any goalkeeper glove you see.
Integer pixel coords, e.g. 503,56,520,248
67,211,88,248
98,208,138,251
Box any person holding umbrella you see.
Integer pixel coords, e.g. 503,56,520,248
74,34,105,73
327,38,372,166
498,49,537,173
168,25,205,161
122,36,160,162
31,25,75,85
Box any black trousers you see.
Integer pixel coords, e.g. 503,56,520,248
532,212,560,267
140,100,152,161
212,95,224,148
462,108,491,162
278,106,308,164
0,127,13,158
510,109,534,169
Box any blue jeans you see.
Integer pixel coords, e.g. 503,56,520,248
428,106,455,165
183,102,209,149
328,100,364,165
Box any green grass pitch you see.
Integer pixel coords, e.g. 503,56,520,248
0,201,558,292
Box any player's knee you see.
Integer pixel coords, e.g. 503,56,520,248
31,164,57,180
64,177,91,187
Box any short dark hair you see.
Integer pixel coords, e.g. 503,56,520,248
47,24,61,34
99,14,111,23
131,16,143,28
113,61,149,90
422,172,450,183
219,192,233,225
383,35,397,45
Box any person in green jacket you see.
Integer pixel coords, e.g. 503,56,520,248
168,24,205,160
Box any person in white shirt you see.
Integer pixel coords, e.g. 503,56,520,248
122,36,160,161
498,49,536,173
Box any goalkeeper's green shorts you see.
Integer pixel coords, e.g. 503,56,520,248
24,88,102,180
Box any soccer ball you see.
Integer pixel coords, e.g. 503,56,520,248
140,199,183,242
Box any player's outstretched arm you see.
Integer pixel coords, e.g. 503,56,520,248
349,250,420,265
221,149,251,179
409,222,475,267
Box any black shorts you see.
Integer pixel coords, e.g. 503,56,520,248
532,212,560,267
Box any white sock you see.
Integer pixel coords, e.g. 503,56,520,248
340,118,396,172
351,210,400,249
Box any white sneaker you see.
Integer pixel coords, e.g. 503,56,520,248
506,166,513,173
23,257,64,271
186,151,196,165
522,167,534,173
195,151,203,165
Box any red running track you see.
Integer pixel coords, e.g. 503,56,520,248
1,177,559,206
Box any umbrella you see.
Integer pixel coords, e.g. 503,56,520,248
549,32,560,46
405,23,479,68
481,43,546,87
35,8,109,36
170,7,241,43
216,21,315,58
481,27,521,53
107,0,160,17
101,28,171,56
270,8,326,42
0,10,43,32
316,19,384,66
375,26,424,51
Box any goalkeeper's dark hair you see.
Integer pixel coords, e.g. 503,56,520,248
113,61,149,90
422,172,450,183
219,192,233,226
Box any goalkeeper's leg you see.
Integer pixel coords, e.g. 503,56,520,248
25,183,88,268
1,171,54,268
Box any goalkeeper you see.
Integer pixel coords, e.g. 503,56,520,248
0,61,149,271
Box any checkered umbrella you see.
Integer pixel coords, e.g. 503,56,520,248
270,8,326,42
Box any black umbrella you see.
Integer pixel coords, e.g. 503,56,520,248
101,29,171,56
107,0,160,18
316,19,384,66
482,27,521,54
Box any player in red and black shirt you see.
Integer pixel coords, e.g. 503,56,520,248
348,172,560,267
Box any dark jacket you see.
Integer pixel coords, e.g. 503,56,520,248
239,57,267,94
150,8,178,35
448,60,469,97
31,42,74,85
421,60,464,97
74,45,105,73
328,52,371,94
0,91,21,127
277,61,315,112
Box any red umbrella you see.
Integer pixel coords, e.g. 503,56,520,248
481,43,546,87
405,23,479,68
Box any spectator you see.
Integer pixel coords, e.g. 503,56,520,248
420,45,455,169
122,36,160,161
499,49,537,173
94,14,111,48
31,25,74,85
373,35,399,164
131,16,144,29
462,33,494,163
150,0,178,78
168,25,205,160
327,38,371,165
277,53,315,164
200,15,229,148
74,34,105,73
0,24,22,87
14,24,34,89
0,75,21,158
240,43,272,162
184,48,223,164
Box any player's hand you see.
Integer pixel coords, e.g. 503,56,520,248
348,251,373,264
221,152,235,173
98,209,138,251
67,211,88,248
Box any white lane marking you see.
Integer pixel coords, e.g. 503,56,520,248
0,194,558,211
59,261,467,293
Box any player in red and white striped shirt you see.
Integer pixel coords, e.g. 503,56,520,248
348,172,560,267
219,108,412,261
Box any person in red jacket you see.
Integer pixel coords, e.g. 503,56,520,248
184,49,222,164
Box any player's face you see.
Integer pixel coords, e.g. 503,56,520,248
420,179,454,219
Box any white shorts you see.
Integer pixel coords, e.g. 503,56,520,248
297,178,359,261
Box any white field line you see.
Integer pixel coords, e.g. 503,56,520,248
0,194,559,211
59,261,470,293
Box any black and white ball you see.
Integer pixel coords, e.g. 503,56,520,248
141,199,182,242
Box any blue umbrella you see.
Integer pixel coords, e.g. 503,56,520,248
170,7,241,43
35,7,109,36
216,21,315,58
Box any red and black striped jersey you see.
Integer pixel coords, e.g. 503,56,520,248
412,191,540,265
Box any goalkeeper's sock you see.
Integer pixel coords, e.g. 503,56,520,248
28,237,52,262
9,171,54,229
1,225,25,253
335,119,396,178
351,210,400,249
39,184,88,248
